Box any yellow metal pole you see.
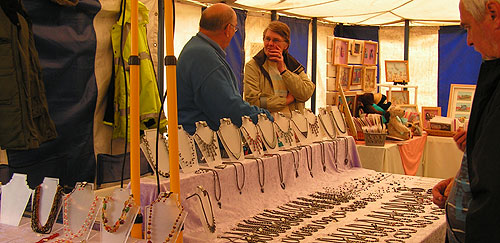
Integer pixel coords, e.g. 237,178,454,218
129,0,142,238
164,0,182,242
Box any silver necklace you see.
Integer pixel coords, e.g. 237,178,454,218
217,123,243,160
194,131,218,161
318,110,336,139
290,116,308,138
275,120,294,146
331,109,347,134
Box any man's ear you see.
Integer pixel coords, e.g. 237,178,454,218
486,1,500,28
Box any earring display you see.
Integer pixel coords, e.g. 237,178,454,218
194,121,222,168
240,116,264,158
186,186,216,234
331,106,348,137
318,107,337,140
145,192,186,243
290,110,310,144
256,113,279,154
178,125,200,173
141,128,170,178
273,112,296,150
217,118,244,161
31,183,64,234
304,108,322,142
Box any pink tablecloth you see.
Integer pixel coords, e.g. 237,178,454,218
398,134,428,176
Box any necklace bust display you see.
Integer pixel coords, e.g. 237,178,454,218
331,106,348,136
178,125,199,173
194,121,222,168
256,113,278,154
140,129,170,178
240,116,264,158
273,112,296,150
304,108,322,142
290,110,310,144
318,107,337,140
217,118,244,161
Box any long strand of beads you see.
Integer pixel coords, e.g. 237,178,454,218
101,194,135,233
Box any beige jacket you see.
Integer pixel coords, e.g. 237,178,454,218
243,59,315,115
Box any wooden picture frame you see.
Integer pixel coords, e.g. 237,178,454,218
338,86,358,138
398,104,420,124
362,66,377,92
362,41,378,65
350,66,363,90
387,90,410,105
447,84,476,121
337,65,352,91
351,40,363,56
332,38,349,65
421,106,442,129
338,92,357,117
385,60,409,83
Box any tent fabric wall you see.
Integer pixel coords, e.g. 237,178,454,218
226,9,247,94
279,16,311,73
438,26,481,116
8,0,101,188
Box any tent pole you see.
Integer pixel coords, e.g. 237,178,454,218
271,10,277,21
311,17,317,113
164,0,182,241
158,0,165,99
404,19,409,61
129,0,142,239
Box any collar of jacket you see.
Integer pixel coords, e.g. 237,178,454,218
252,49,305,86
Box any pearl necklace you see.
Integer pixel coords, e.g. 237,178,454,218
101,194,135,233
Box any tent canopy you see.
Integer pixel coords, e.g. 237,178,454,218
229,0,460,26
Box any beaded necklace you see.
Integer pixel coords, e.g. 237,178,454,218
274,117,294,147
305,110,320,138
101,194,135,233
217,121,243,160
55,191,99,242
178,127,197,169
240,125,263,155
31,185,64,234
141,136,170,178
193,130,218,161
186,187,216,233
256,118,277,150
146,192,185,243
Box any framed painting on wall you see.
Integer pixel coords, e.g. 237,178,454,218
338,92,357,116
362,66,377,92
337,65,352,91
421,106,442,129
332,38,349,65
350,66,363,90
351,40,363,56
387,90,410,105
362,41,378,65
448,84,476,121
385,60,409,83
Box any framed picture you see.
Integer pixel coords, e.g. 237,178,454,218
385,60,409,83
387,90,410,105
421,106,442,129
332,38,349,65
350,66,363,90
337,65,352,91
338,92,357,116
362,66,377,92
447,84,476,121
398,104,420,123
351,40,363,56
338,86,358,138
362,41,378,65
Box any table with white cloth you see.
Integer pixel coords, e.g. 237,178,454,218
422,135,464,179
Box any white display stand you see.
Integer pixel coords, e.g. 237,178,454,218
217,118,244,161
140,128,170,177
256,113,279,154
318,107,337,140
290,110,310,144
59,182,100,242
241,116,265,158
100,188,139,243
178,125,200,173
304,108,323,142
31,177,63,233
186,186,216,237
0,173,32,226
193,121,222,168
144,192,187,243
377,83,418,105
330,106,349,137
273,112,297,150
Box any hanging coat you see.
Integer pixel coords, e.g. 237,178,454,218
108,1,166,140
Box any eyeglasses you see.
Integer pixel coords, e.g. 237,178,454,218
228,23,239,33
264,36,285,44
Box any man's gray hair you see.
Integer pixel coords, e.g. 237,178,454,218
462,0,500,21
199,7,234,31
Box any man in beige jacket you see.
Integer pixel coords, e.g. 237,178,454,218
243,21,315,116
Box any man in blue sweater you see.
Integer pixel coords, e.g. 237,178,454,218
177,3,272,134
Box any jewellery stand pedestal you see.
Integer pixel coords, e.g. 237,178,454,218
257,113,279,154
145,193,187,243
0,173,32,226
32,177,63,233
274,112,296,150
217,119,244,162
290,110,311,145
329,106,348,137
304,108,323,143
62,182,100,242
318,107,337,140
100,188,139,243
191,187,216,236
141,128,170,177
241,116,264,158
178,125,200,173
194,121,222,168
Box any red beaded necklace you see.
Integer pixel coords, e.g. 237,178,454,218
101,194,135,233
56,192,99,242
145,192,184,243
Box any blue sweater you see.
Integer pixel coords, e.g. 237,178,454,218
177,33,271,134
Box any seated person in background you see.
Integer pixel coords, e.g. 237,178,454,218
243,21,315,116
176,3,272,134
356,93,390,123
